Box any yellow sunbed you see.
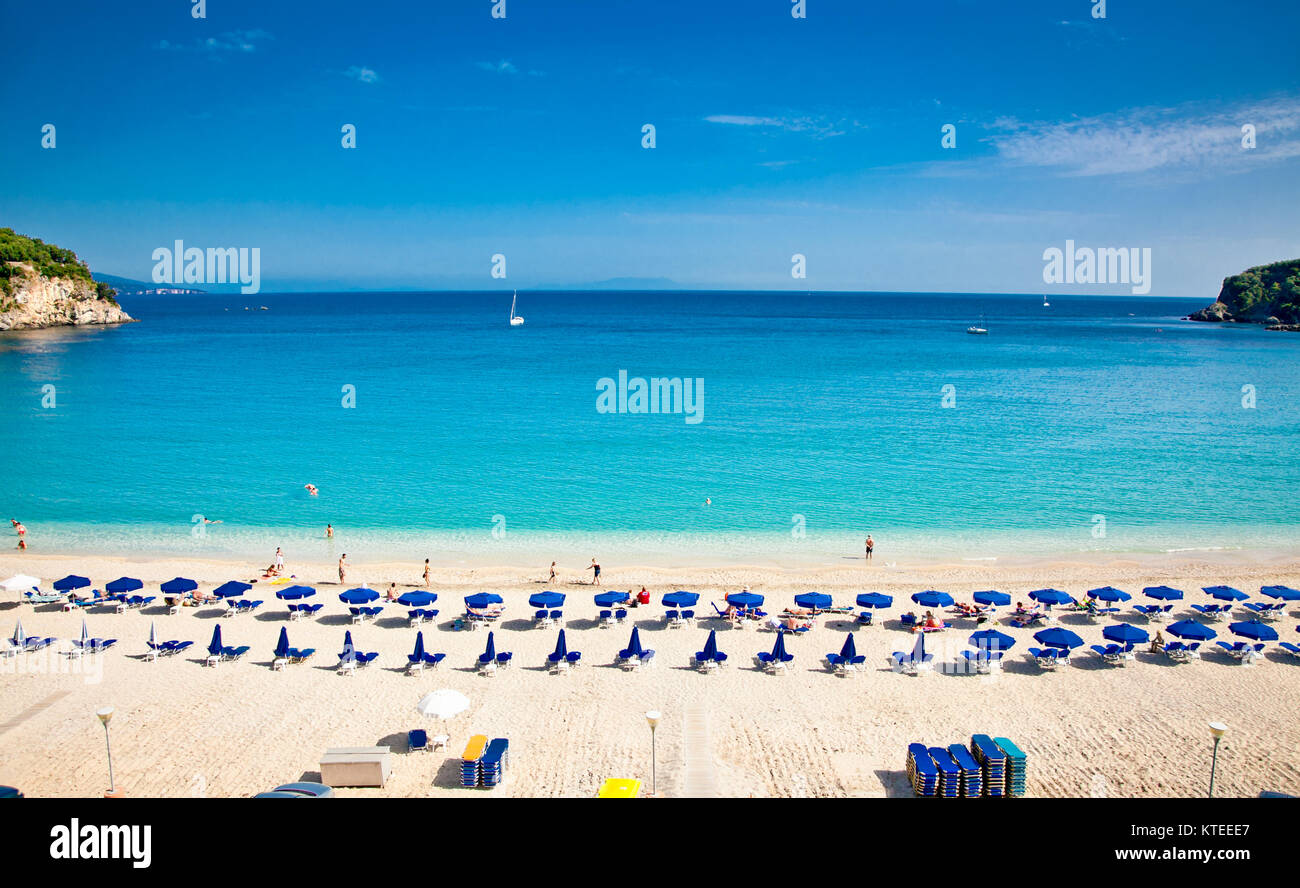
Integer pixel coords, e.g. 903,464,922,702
462,734,488,762
597,778,642,798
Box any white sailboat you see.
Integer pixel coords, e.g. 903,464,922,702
509,290,525,326
967,313,988,335
1042,294,1050,308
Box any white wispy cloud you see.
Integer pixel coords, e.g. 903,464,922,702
477,59,518,75
704,113,860,140
344,66,381,84
988,96,1300,177
157,29,272,53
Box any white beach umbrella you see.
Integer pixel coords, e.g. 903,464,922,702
416,689,470,720
80,618,89,645
1,575,41,594
12,619,24,646
148,621,157,648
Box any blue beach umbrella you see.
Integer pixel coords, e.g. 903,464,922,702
969,629,1016,651
213,580,251,599
795,592,832,610
726,591,763,607
839,633,857,661
159,577,195,594
701,630,718,660
1229,620,1279,642
856,592,893,609
53,575,91,592
464,592,503,608
341,630,355,657
1203,585,1248,602
275,585,316,600
1103,623,1150,645
1167,620,1217,641
552,629,568,661
1087,586,1131,603
1029,588,1073,606
274,627,291,659
912,590,954,609
529,590,565,608
973,590,1011,607
626,627,645,658
207,624,224,657
912,632,927,661
594,591,630,607
396,590,437,607
1032,627,1084,650
1260,585,1300,601
411,631,425,661
148,620,157,649
107,577,144,594
1143,585,1184,601
663,591,698,607
771,631,789,661
340,587,380,604
482,631,496,661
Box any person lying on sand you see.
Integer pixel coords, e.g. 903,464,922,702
782,615,812,631
261,564,281,578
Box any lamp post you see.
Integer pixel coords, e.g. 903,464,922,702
645,710,661,797
1208,722,1227,798
97,707,117,797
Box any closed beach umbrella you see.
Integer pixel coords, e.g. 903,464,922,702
594,591,630,607
1229,620,1279,642
973,590,1011,607
53,575,91,592
482,631,496,662
552,629,568,661
663,591,698,607
148,620,157,649
726,591,763,607
772,631,788,661
1143,585,1184,601
213,580,251,599
626,627,644,658
1029,588,1072,606
856,592,893,609
1167,620,1217,641
341,630,356,661
1033,627,1084,650
416,689,470,720
839,633,857,661
208,624,224,656
340,587,380,604
701,629,718,660
276,585,316,600
912,632,927,662
912,590,953,608
1103,623,1149,645
529,590,565,608
464,592,502,608
795,592,832,610
410,631,425,661
108,577,145,594
1203,585,1248,602
396,590,437,607
1087,586,1131,603
11,620,24,646
0,575,41,594
159,577,196,594
274,627,291,658
969,629,1015,651
80,618,89,646
1260,585,1300,601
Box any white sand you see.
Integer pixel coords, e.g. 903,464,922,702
1,549,1298,798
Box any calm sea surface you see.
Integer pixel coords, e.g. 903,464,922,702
2,290,1297,565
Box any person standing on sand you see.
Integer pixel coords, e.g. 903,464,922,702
326,524,334,539
588,558,601,586
275,547,285,572
865,535,874,561
338,554,348,584
423,559,431,587
548,561,557,583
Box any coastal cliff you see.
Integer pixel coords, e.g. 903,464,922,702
1189,259,1300,331
0,228,134,331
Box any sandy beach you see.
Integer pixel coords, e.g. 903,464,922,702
1,549,1298,798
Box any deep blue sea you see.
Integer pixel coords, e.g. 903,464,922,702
2,290,1298,565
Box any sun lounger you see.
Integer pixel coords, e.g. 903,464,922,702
408,729,429,753
960,649,1004,673
549,609,563,624
888,650,934,674
599,609,614,627
1279,642,1300,660
533,609,551,627
1009,612,1045,629
856,611,874,626
907,743,939,797
1027,647,1062,669
614,609,628,624
24,591,63,605
495,652,513,668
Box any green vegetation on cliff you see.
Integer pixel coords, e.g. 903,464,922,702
0,227,118,304
1215,259,1300,323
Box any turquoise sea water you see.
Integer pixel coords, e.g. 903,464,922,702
1,290,1298,565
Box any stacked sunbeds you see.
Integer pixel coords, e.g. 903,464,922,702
970,734,1006,798
460,735,509,789
906,735,1026,798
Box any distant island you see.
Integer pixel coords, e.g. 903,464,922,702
92,272,205,296
1189,259,1300,331
0,228,134,331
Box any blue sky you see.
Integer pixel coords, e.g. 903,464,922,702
2,0,1298,295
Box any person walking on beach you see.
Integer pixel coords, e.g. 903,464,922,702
325,524,334,539
548,561,557,583
274,547,285,572
865,535,874,561
338,554,348,584
423,559,431,586
588,558,602,586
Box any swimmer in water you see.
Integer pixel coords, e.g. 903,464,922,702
305,484,319,496
704,498,711,506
